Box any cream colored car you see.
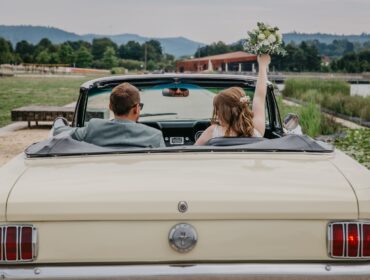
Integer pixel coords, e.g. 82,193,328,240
0,74,369,279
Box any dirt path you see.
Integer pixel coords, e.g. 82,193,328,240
0,126,50,167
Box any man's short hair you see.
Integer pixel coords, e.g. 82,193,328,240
110,83,140,115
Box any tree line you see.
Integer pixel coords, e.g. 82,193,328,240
195,40,370,73
0,37,176,71
1,36,370,73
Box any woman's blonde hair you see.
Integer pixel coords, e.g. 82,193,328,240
211,87,255,137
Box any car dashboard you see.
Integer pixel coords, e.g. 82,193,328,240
141,120,279,146
141,120,210,146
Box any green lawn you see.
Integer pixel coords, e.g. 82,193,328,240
0,76,96,127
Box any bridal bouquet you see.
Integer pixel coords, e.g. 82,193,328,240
244,22,286,56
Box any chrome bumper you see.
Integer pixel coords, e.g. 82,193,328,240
1,263,370,279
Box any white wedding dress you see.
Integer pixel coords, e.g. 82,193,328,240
212,125,262,138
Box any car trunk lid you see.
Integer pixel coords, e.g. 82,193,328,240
6,152,358,221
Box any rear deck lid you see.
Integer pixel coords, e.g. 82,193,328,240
7,153,358,221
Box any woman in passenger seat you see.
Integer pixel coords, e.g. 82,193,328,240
195,54,270,145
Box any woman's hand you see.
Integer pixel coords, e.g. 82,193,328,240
257,54,271,67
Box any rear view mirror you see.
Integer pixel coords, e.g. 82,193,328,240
162,88,189,97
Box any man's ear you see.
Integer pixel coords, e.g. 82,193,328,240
109,103,113,111
132,104,139,115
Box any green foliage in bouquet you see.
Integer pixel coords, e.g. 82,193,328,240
244,22,287,56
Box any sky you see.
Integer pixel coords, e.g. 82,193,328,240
1,0,369,44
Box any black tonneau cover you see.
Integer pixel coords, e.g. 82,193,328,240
25,134,333,158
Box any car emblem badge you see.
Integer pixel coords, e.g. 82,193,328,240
169,223,197,253
178,201,188,213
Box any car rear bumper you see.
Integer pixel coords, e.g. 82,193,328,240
1,263,370,279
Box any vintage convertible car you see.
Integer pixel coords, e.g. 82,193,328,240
0,74,369,279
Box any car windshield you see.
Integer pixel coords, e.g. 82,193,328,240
85,84,258,123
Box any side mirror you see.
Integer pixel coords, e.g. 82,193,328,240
283,113,303,135
49,117,70,138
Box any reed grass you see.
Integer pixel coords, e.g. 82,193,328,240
277,97,341,138
283,79,370,121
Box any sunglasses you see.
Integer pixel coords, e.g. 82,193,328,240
132,103,144,110
170,88,187,91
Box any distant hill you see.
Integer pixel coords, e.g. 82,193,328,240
2,25,370,57
283,32,370,44
0,25,81,44
0,25,205,57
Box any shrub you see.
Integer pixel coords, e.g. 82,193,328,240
111,67,127,74
283,78,370,121
298,100,322,138
283,79,350,98
277,96,341,137
118,59,143,70
335,129,370,169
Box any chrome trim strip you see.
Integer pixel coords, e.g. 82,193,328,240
32,227,38,260
343,223,346,257
1,263,370,279
0,226,2,261
356,223,361,258
19,226,22,261
361,223,365,257
345,222,348,257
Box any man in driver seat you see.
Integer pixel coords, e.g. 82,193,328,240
53,82,165,148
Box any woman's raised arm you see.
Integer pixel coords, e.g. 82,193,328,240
252,54,271,136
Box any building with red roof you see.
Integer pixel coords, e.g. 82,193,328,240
176,51,257,73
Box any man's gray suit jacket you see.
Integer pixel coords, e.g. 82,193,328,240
54,118,165,148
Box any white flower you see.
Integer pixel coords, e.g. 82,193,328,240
258,33,265,40
262,40,270,46
245,22,286,56
240,96,250,104
276,32,282,42
267,34,276,43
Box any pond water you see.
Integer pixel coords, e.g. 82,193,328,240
350,84,370,97
275,84,370,97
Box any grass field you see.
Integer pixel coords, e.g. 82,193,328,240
0,76,97,127
283,78,370,121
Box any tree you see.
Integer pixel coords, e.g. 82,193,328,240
35,50,51,64
196,41,231,57
332,49,370,73
122,41,143,60
146,60,156,71
65,40,92,51
118,44,128,59
101,47,118,69
35,38,53,51
34,38,56,63
15,40,34,63
75,47,93,68
145,40,163,61
49,53,60,64
0,37,14,64
58,44,75,65
92,38,118,60
300,42,321,71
